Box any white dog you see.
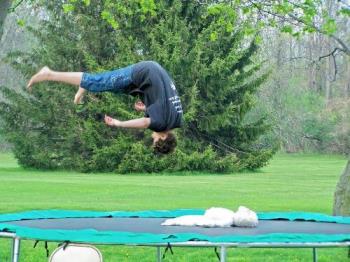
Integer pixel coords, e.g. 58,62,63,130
161,206,258,228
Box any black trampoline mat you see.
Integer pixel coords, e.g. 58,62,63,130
5,218,350,236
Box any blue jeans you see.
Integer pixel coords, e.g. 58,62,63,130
80,65,133,93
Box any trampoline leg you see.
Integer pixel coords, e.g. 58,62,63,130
11,238,20,262
156,247,162,262
312,248,317,262
220,246,227,262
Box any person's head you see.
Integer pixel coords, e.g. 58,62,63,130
152,131,177,155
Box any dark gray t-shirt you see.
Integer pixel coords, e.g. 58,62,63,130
128,61,183,132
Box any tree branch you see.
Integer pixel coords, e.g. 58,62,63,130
317,48,339,81
330,34,350,56
288,12,350,55
7,0,26,12
318,48,339,61
245,0,350,56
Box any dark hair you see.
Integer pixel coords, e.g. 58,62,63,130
153,132,177,155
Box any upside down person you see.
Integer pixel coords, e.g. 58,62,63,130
27,61,183,154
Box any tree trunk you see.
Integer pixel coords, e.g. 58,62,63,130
333,160,350,216
0,0,11,39
308,35,317,91
347,62,350,98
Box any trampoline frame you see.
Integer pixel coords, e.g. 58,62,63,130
1,210,350,261
1,232,350,262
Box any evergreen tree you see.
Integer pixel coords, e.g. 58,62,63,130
0,0,276,173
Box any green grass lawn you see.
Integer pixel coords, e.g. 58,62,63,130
0,153,348,261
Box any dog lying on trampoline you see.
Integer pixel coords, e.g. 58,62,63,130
162,206,258,228
27,61,183,154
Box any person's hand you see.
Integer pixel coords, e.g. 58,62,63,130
104,115,121,127
134,100,146,112
74,87,86,105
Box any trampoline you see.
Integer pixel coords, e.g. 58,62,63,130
0,209,350,262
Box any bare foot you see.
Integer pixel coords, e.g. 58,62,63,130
74,87,86,104
27,66,52,91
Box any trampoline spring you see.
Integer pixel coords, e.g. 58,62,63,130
32,240,50,258
45,241,50,258
33,240,39,249
214,247,220,261
58,241,70,251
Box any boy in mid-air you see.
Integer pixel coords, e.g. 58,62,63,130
27,61,183,154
